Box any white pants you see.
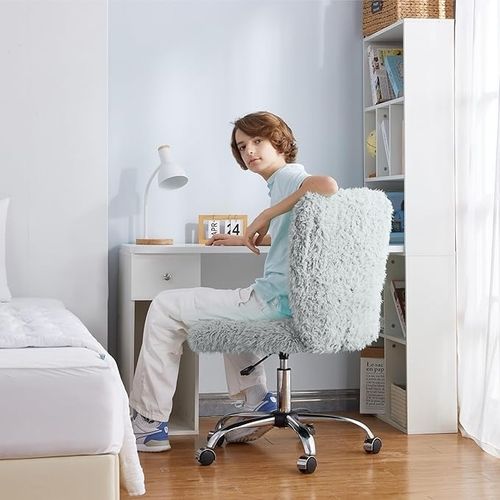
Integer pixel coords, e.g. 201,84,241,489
129,285,283,422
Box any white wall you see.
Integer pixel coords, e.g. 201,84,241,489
0,0,108,346
109,0,364,391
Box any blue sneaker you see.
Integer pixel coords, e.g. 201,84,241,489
226,392,278,443
131,409,171,452
254,392,278,412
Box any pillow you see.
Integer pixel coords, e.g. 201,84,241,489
0,198,12,302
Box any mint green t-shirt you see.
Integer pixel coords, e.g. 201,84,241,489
253,163,310,317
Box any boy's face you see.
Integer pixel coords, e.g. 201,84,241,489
234,129,286,180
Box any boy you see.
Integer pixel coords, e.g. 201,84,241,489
131,111,338,451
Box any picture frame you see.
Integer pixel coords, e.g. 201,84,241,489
386,192,404,244
198,214,248,244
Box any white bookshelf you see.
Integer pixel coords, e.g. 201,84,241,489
363,19,457,434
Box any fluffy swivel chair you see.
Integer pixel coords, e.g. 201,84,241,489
188,188,392,474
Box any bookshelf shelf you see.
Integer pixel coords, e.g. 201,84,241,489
365,175,404,182
362,19,456,435
379,333,406,346
365,96,404,112
365,176,404,193
364,19,404,43
388,244,404,254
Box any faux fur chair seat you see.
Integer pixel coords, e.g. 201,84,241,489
188,188,392,355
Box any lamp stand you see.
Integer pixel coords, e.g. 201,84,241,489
136,238,173,245
137,164,174,246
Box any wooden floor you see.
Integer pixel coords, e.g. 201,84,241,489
123,413,500,499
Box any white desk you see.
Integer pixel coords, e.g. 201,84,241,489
118,244,269,435
118,243,404,436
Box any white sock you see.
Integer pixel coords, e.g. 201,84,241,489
244,384,268,406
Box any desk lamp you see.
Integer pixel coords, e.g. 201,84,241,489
136,145,188,245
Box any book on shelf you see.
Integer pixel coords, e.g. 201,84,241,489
367,44,391,105
367,45,403,105
390,280,406,337
360,347,385,414
385,55,404,98
386,191,404,244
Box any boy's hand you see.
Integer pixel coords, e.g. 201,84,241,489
205,234,244,246
243,210,271,255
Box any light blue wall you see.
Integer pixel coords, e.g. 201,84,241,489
109,0,364,391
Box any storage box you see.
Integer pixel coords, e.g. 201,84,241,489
390,383,407,427
363,0,455,37
360,347,385,414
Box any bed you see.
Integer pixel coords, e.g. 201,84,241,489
0,298,145,499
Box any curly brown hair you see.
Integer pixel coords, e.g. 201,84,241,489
231,111,298,170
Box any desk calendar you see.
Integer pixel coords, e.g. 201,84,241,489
198,214,248,244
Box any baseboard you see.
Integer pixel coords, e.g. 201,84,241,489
199,389,360,417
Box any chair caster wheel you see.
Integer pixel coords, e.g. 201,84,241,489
297,455,317,474
207,431,225,447
363,437,382,454
305,423,316,436
196,447,216,466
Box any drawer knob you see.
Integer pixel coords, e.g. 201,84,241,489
163,273,172,281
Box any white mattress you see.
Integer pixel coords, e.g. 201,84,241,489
0,298,145,495
0,347,124,459
0,299,123,459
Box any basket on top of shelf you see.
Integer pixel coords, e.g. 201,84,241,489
363,0,455,37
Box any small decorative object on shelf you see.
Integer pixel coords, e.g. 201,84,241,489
366,129,377,158
386,192,404,243
198,214,248,244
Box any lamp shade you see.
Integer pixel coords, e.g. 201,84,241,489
157,145,188,189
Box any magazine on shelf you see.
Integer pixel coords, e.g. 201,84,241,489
366,45,403,105
367,45,391,105
380,118,390,165
386,191,404,244
377,48,403,101
390,280,406,337
385,55,404,98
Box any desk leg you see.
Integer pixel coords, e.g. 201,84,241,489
171,344,199,435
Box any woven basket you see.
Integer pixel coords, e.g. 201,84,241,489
363,0,455,37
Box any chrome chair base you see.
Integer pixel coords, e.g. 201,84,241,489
196,353,382,473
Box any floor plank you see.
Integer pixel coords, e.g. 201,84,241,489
122,413,500,499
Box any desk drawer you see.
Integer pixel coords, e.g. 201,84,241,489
131,254,201,300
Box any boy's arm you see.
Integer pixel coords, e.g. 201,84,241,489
243,175,338,254
205,233,271,246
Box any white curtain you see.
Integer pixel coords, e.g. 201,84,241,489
456,0,500,458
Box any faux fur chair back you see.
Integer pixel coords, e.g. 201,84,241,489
188,188,392,354
289,188,392,351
